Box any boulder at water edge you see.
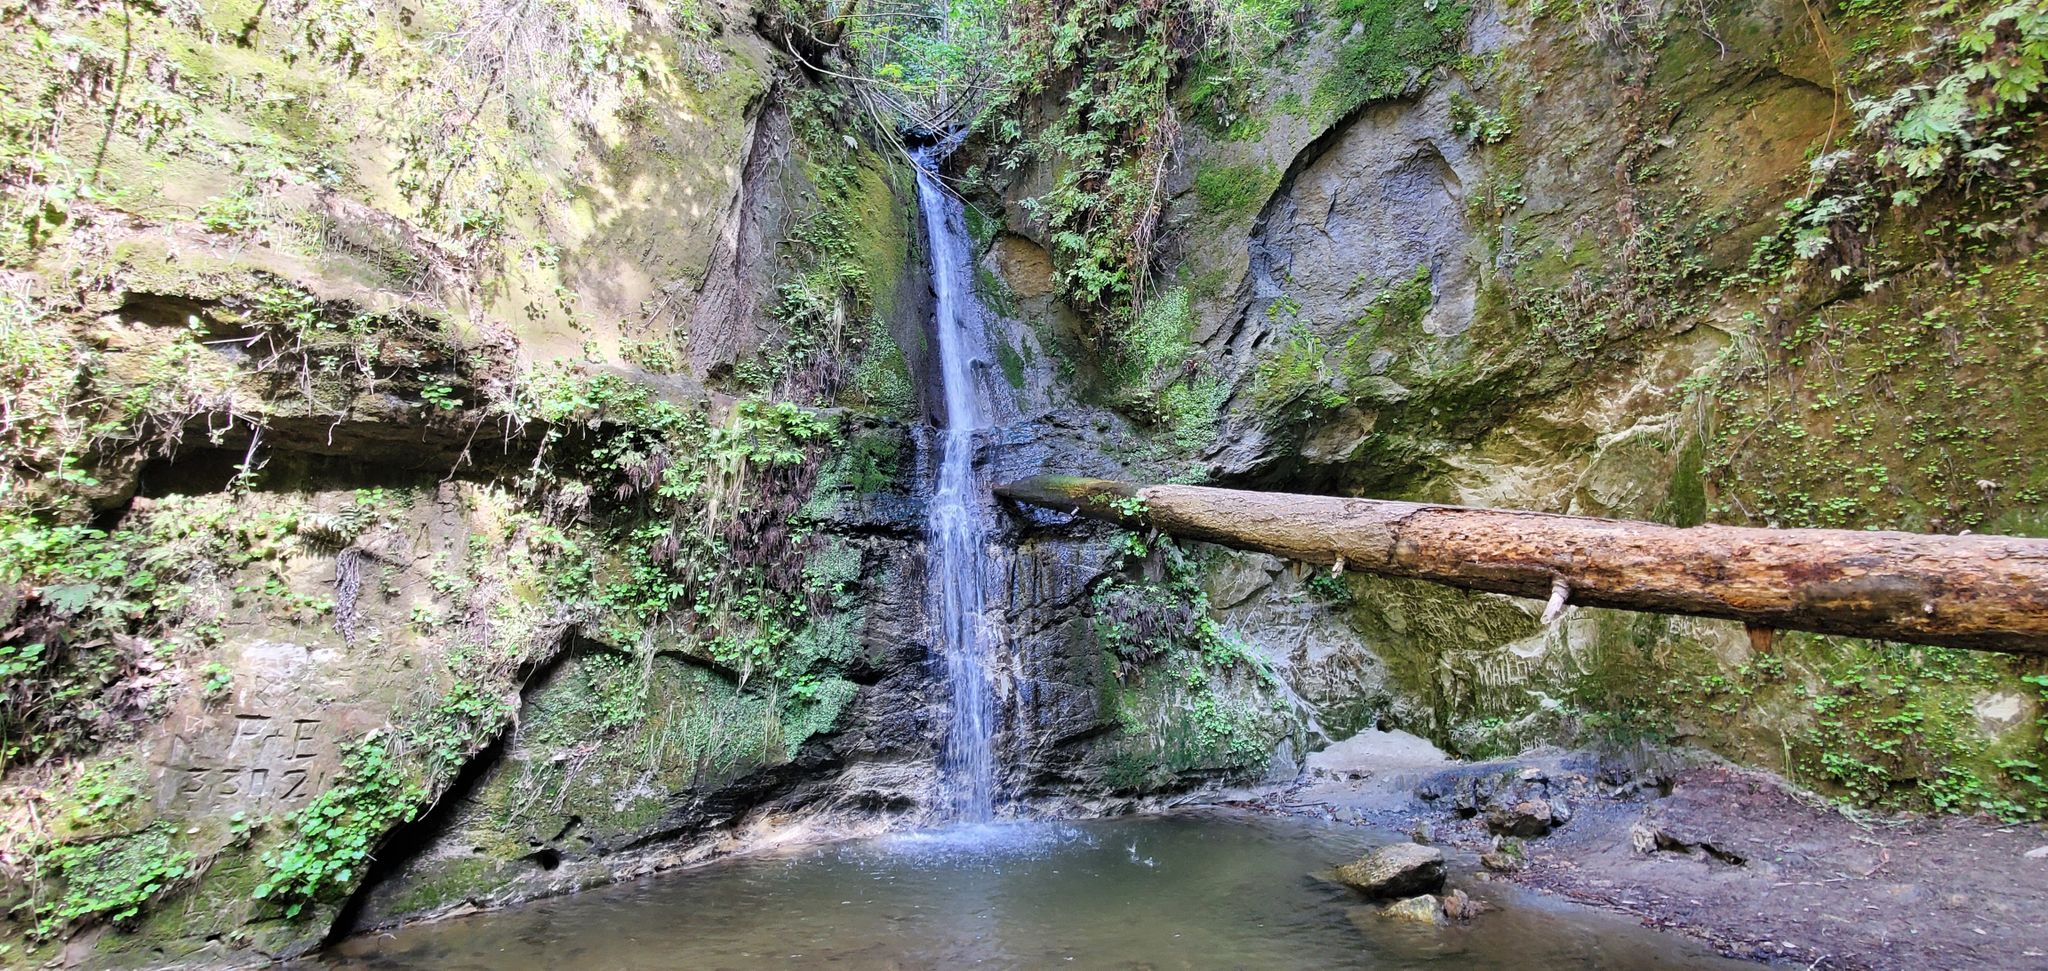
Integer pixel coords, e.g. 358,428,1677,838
1335,842,1447,898
1379,895,1447,925
1441,888,1487,921
1486,795,1571,837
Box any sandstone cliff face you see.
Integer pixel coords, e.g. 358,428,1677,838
6,0,2046,960
984,0,2047,817
0,0,961,962
1,0,1307,959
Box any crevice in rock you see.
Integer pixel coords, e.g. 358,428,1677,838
320,713,514,947
133,447,508,499
523,847,563,871
676,80,789,380
118,291,220,330
320,634,591,945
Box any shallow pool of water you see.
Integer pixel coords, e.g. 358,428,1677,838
317,812,1755,970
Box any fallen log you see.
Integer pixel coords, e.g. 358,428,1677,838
992,475,2048,656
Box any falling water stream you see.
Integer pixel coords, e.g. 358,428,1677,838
913,144,998,822
304,148,1767,971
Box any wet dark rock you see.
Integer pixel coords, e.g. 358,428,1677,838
1334,842,1447,898
1418,762,1579,837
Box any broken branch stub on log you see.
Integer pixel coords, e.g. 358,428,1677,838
991,475,2048,656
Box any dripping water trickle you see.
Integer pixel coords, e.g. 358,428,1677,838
913,143,996,822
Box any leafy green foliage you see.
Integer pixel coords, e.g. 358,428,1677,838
54,758,146,832
0,0,684,270
979,0,1299,326
1101,287,1228,448
1016,9,1176,313
0,6,128,262
197,189,266,234
1091,536,1295,790
1106,494,1152,519
0,0,890,944
0,288,116,503
0,486,400,768
1758,0,2048,276
758,159,879,395
777,675,859,758
808,0,1307,447
1700,250,2048,534
799,0,1017,121
1448,91,1515,143
1183,0,1303,143
749,129,915,419
1097,537,1275,682
199,661,234,701
420,380,462,412
506,365,850,686
0,284,241,508
412,682,515,777
0,518,165,765
1791,644,2047,819
1665,235,2048,818
1861,0,2048,181
30,823,192,939
255,734,424,918
1303,570,1355,605
1502,191,1718,362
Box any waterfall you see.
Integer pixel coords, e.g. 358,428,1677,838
913,145,998,821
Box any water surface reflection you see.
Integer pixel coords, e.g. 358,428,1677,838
316,812,1758,970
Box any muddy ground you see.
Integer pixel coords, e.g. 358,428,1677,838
1245,732,2048,970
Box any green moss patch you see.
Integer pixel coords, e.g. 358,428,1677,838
1089,537,1305,792
1311,0,1473,121
1192,161,1281,221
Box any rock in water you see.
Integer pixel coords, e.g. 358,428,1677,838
1334,842,1446,898
1441,888,1487,921
1380,895,1447,925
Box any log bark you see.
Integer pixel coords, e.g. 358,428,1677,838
992,475,2048,656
